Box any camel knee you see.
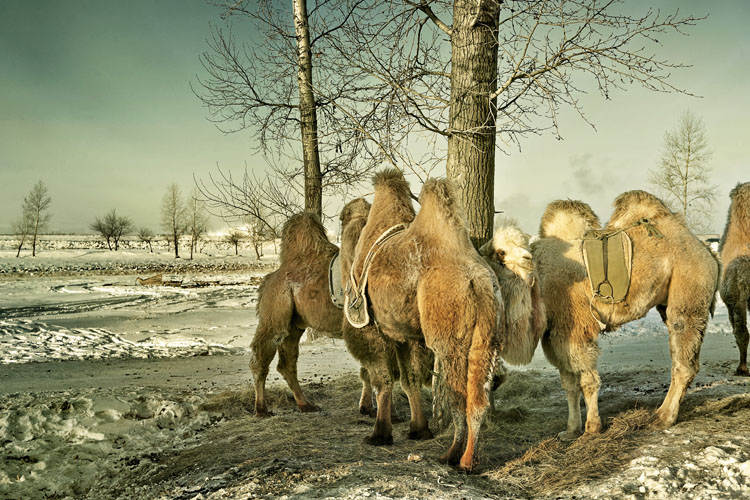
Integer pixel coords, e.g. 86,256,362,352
580,371,600,397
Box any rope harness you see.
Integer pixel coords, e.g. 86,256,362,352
344,223,407,328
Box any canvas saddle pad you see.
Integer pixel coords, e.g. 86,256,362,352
344,223,407,328
582,229,633,303
328,251,345,309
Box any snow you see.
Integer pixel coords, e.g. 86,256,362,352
0,245,748,500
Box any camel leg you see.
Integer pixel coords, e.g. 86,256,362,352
359,367,376,416
364,363,394,446
249,325,279,417
277,327,319,413
440,407,467,467
458,369,492,473
396,342,433,440
727,301,750,376
558,369,583,440
580,369,601,434
653,311,706,429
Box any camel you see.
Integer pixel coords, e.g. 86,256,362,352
343,169,546,471
719,182,750,375
533,192,719,439
478,226,547,368
340,199,433,448
250,203,374,416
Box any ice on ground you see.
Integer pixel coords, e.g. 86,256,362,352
0,319,248,364
0,388,216,500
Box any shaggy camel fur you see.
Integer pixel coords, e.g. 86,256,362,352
250,205,373,416
479,226,547,368
534,193,719,439
341,189,433,449
719,182,750,375
345,169,502,472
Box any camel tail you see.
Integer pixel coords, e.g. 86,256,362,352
256,274,271,320
720,257,750,317
465,278,502,415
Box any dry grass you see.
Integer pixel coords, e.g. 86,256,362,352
490,408,653,494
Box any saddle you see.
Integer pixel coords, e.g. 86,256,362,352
328,251,345,309
581,218,663,304
581,229,633,303
344,224,407,328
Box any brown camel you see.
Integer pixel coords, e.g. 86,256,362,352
341,191,433,449
344,169,503,472
534,192,719,439
719,182,750,375
250,203,373,416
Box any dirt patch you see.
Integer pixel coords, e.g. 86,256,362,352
85,369,750,500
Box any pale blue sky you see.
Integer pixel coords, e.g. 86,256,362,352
0,0,747,235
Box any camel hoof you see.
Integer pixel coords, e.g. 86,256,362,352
299,403,320,413
457,462,474,474
650,418,671,431
255,409,274,418
359,406,377,418
557,429,582,442
735,366,750,377
438,452,461,466
407,428,434,441
584,422,602,435
363,434,393,446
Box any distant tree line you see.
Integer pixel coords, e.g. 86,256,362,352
9,180,276,259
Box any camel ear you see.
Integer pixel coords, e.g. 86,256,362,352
478,240,494,257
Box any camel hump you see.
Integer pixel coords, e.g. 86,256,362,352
730,181,750,202
721,182,750,255
413,178,470,237
539,199,600,240
609,190,674,226
372,168,413,201
279,212,333,262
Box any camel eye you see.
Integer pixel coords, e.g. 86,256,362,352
497,249,506,260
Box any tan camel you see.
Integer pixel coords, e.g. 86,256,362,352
343,169,503,472
719,182,750,375
250,203,373,416
479,226,547,368
534,193,719,439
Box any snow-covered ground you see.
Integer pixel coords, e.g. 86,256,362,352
1,248,749,500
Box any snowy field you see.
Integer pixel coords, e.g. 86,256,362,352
1,247,750,499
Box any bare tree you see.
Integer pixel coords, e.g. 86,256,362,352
224,228,244,256
245,216,273,260
185,190,210,260
22,180,52,257
137,227,156,253
329,0,703,245
649,110,717,233
91,210,134,251
195,167,296,238
161,184,186,259
195,0,405,220
11,212,32,258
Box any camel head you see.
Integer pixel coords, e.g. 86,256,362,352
480,226,534,283
340,198,371,231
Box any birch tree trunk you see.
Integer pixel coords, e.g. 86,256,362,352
446,0,500,248
293,0,323,219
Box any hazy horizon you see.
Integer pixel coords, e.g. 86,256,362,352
1,0,747,236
